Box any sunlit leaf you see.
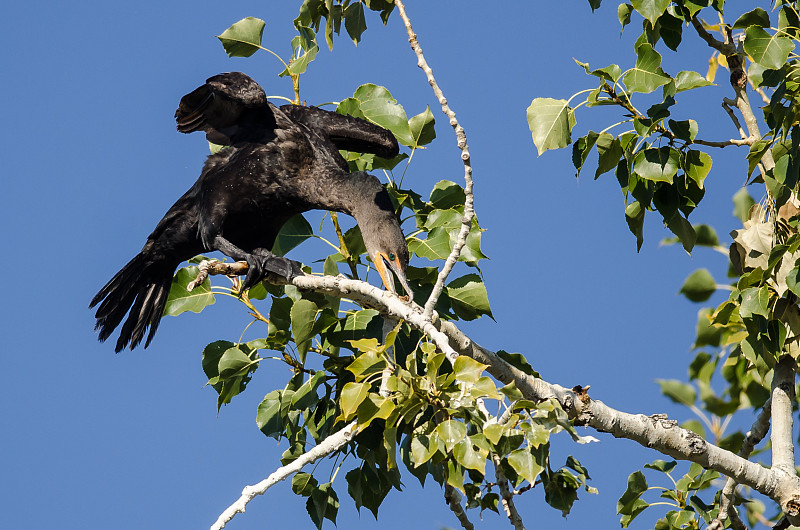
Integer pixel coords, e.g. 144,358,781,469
165,266,215,316
526,98,575,155
744,26,794,70
217,17,265,58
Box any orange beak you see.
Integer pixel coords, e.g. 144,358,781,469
373,251,413,298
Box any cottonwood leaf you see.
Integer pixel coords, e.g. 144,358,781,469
165,266,215,316
634,147,679,183
679,269,716,302
624,43,671,94
733,8,771,29
446,274,493,320
526,98,575,155
508,449,544,485
744,26,794,70
272,214,313,256
674,71,714,92
217,17,265,58
631,0,669,25
408,106,436,147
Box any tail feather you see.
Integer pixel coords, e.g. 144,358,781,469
90,253,174,352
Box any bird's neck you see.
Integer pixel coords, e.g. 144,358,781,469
314,172,395,225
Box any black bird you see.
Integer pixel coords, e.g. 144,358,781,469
91,72,412,352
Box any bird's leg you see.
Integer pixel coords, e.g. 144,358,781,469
212,235,302,292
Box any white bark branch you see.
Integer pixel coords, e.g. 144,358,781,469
210,421,358,530
771,358,796,473
196,265,800,516
709,400,771,530
393,0,475,322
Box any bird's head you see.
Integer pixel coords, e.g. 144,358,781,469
355,182,413,299
206,72,267,107
368,231,412,299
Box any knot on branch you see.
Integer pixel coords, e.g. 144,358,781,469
727,54,747,89
685,431,707,455
784,496,800,518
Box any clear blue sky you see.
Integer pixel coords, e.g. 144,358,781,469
2,1,762,528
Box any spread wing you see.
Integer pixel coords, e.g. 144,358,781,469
174,72,267,145
280,105,399,159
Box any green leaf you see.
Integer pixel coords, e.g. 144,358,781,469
218,346,253,378
667,214,696,253
733,8,771,29
408,106,436,147
348,84,414,146
657,379,696,405
164,266,216,316
744,26,794,70
634,147,680,183
630,0,669,25
272,213,313,256
436,420,467,451
544,468,580,516
733,188,756,223
291,371,326,411
291,299,318,358
668,119,698,142
292,472,318,496
595,133,623,179
679,269,716,302
343,2,367,44
683,150,712,188
618,3,634,30
306,483,339,529
786,265,800,297
740,286,770,318
409,228,452,261
446,274,493,320
454,438,486,474
617,470,648,515
644,460,677,473
429,180,466,209
339,382,369,421
283,26,319,76
526,98,575,155
453,356,487,383
674,70,714,92
507,448,544,485
624,43,671,94
257,390,284,439
625,200,645,251
356,394,395,428
217,17,265,58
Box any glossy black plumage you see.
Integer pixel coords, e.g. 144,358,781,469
91,72,409,352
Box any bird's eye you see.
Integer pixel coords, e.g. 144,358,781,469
388,253,396,261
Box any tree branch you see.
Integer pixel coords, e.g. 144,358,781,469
476,399,526,530
393,0,475,321
709,399,771,530
771,358,796,473
210,421,358,530
195,264,800,515
444,484,475,530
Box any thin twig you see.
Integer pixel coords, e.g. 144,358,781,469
393,0,475,321
475,400,526,529
210,421,358,529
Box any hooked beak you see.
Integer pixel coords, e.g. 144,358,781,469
373,251,413,298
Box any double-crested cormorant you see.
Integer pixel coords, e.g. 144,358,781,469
91,72,411,352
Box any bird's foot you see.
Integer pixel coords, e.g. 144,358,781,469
241,254,303,292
